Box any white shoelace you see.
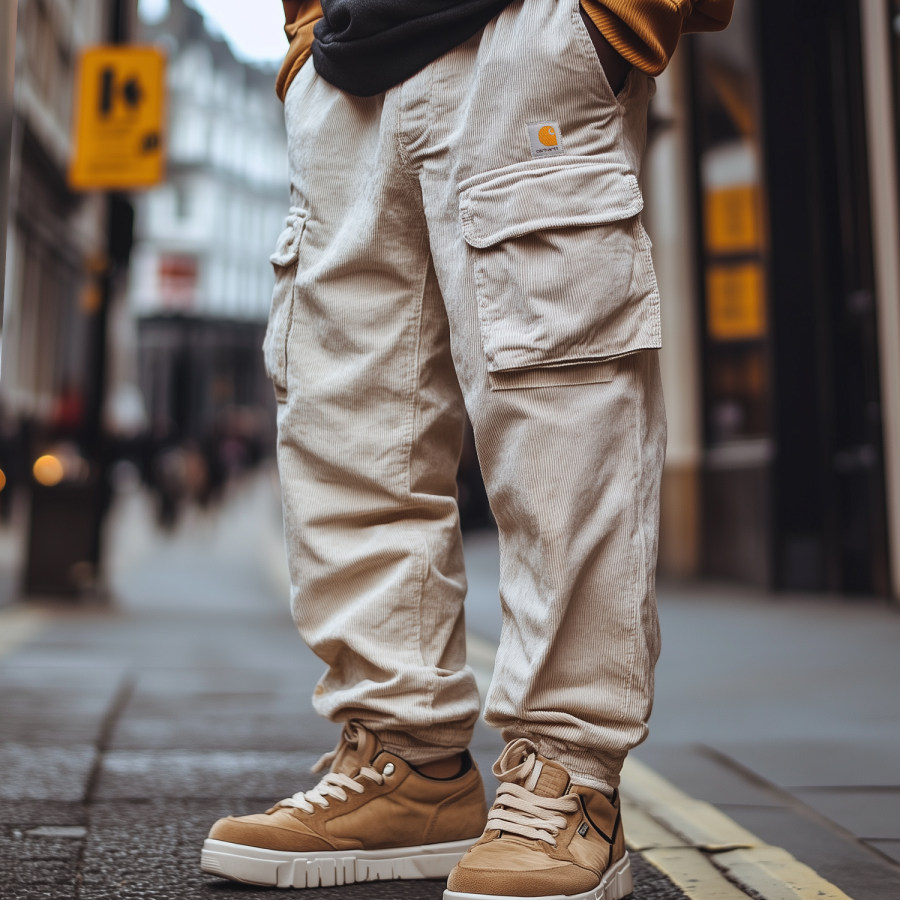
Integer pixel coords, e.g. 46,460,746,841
488,753,580,846
276,765,386,814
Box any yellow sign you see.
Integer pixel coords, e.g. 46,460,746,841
706,263,767,341
69,46,166,190
704,185,761,256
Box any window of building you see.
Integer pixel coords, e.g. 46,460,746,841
174,183,190,220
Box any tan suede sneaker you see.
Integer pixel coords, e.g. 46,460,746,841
201,722,487,888
444,739,632,900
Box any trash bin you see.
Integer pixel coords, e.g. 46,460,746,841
24,478,105,596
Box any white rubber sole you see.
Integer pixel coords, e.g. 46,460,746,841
442,850,633,900
201,837,475,888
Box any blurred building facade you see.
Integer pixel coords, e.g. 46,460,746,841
0,0,142,598
651,0,900,601
128,0,285,448
2,0,139,434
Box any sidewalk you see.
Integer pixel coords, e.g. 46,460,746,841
1,473,899,899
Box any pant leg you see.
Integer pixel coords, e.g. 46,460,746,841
270,62,481,763
404,0,667,792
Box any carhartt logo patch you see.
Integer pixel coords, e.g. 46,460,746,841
527,122,563,158
577,821,590,838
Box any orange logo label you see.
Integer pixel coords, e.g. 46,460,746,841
527,122,563,158
538,125,558,147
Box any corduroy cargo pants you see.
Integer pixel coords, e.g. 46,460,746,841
266,0,667,794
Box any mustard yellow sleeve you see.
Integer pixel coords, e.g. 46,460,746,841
581,0,734,76
275,0,323,102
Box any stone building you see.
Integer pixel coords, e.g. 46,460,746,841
128,0,286,443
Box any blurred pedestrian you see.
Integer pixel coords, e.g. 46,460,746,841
204,1,733,896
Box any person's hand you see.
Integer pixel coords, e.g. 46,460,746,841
283,1,303,25
579,6,632,96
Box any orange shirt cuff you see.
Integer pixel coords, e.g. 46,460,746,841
276,0,322,102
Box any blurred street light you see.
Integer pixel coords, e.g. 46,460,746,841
32,455,64,488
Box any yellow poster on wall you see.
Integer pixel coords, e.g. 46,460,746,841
704,185,761,256
706,263,767,341
69,46,166,191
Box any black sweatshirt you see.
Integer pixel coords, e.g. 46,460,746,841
312,0,512,96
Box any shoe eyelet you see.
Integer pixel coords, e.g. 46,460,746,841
382,762,396,777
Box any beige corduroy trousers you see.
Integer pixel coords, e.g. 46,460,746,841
267,0,667,794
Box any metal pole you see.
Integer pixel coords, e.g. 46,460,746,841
0,0,18,321
83,0,133,586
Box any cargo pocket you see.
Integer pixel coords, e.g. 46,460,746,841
458,157,661,377
263,208,307,399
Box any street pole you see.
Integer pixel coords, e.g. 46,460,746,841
0,0,17,320
82,0,136,589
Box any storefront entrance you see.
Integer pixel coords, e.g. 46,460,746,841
691,0,890,594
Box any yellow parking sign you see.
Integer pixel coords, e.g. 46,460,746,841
69,46,166,190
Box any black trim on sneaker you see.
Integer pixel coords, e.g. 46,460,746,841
373,749,474,781
578,794,621,845
412,750,473,781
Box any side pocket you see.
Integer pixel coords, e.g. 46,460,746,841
263,207,307,399
458,158,661,377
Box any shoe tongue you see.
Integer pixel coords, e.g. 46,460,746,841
529,758,571,798
329,723,382,777
493,738,571,799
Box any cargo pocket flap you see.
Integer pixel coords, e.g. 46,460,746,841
270,208,307,267
458,159,643,249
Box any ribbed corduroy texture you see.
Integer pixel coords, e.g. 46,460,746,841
268,0,666,794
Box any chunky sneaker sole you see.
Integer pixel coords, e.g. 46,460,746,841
202,837,476,888
443,850,633,900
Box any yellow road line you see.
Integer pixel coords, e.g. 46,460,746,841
641,846,751,900
621,757,856,900
622,757,761,851
717,847,857,900
0,607,50,657
622,799,753,898
621,798,694,851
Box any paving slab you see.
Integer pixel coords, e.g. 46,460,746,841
791,788,900,840
0,802,88,828
95,750,323,800
0,745,97,802
712,739,900,789
866,839,900,866
0,667,122,746
0,804,85,899
632,743,787,809
109,688,331,751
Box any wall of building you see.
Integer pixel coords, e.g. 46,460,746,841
127,0,285,445
129,0,287,324
2,0,139,427
650,1,900,600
